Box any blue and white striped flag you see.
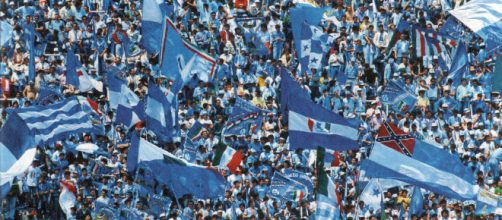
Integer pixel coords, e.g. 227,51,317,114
0,97,104,198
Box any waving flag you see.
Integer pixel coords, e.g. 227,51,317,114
362,122,476,200
440,16,465,39
287,90,359,150
316,147,340,220
66,50,103,92
445,41,468,87
412,25,457,58
230,96,267,117
494,53,502,94
25,24,36,81
59,181,77,216
0,97,103,198
212,143,243,174
298,22,327,73
380,79,417,113
290,5,329,60
127,135,227,198
475,189,499,215
0,21,13,48
451,0,502,47
107,71,140,109
283,169,314,195
268,172,309,202
34,85,64,106
409,187,424,218
386,19,410,54
160,18,216,93
115,101,145,128
146,82,174,142
279,69,310,119
142,0,164,54
359,179,384,213
222,112,262,137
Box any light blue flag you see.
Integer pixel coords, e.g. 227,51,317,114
222,112,262,137
268,172,309,202
142,0,164,54
65,50,81,88
361,142,477,200
451,0,502,48
359,179,383,213
107,69,140,109
445,42,468,87
283,169,314,195
493,53,502,94
0,21,13,48
475,189,499,215
127,135,227,198
146,82,173,142
409,187,423,218
160,18,216,93
25,24,36,81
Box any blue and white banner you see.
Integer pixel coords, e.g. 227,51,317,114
451,0,502,47
288,94,359,150
361,142,478,200
283,169,314,194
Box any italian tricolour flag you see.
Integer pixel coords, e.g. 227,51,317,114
212,144,243,174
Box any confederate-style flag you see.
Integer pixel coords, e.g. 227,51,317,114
376,122,416,157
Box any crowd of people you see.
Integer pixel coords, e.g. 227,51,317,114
0,0,501,219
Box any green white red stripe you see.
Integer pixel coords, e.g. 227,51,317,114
213,144,243,174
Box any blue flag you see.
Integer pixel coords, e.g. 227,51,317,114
475,189,499,215
440,16,465,40
298,22,327,73
0,21,13,48
268,172,309,202
65,50,81,88
381,79,417,112
290,5,329,58
107,70,140,109
146,82,174,142
24,24,36,81
115,101,145,129
230,96,266,117
409,186,423,218
142,0,164,54
279,68,310,120
286,86,359,150
33,85,64,106
361,142,477,200
127,135,227,198
160,18,216,93
222,112,262,137
445,42,468,87
283,169,314,195
493,53,502,94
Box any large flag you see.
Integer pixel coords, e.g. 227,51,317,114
493,53,502,94
450,0,502,47
359,179,384,214
316,147,340,220
160,18,216,93
287,89,359,150
222,112,262,137
268,172,309,202
360,142,477,200
59,181,77,216
409,186,423,218
0,97,103,198
283,169,314,195
146,82,174,141
376,122,474,182
65,50,103,92
440,16,465,40
229,95,266,118
127,135,227,198
445,41,468,87
107,71,140,109
212,143,243,174
297,22,327,73
386,19,410,54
